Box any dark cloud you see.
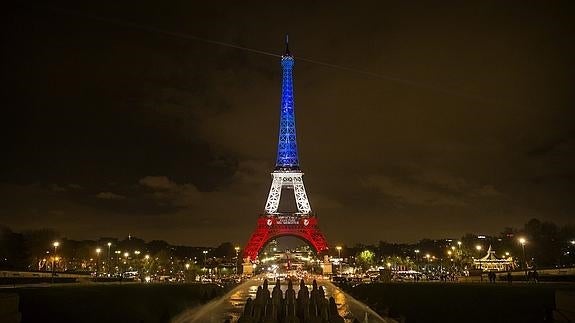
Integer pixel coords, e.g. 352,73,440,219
1,1,574,245
95,192,126,200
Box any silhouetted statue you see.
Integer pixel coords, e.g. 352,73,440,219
238,278,345,323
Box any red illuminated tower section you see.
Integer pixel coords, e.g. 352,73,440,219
243,38,329,261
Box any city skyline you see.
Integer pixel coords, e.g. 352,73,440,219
2,1,574,245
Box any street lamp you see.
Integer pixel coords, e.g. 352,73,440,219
203,250,208,267
336,246,342,273
234,246,240,275
52,241,60,282
518,237,527,274
95,248,102,277
107,242,112,274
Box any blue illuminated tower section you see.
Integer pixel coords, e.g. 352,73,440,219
275,41,299,170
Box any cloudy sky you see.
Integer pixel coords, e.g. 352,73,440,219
1,1,574,246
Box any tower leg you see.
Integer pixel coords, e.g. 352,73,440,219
264,174,283,214
292,174,311,213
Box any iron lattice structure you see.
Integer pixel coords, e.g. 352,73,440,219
244,38,329,261
275,51,299,169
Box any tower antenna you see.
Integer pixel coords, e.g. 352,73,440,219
284,34,291,56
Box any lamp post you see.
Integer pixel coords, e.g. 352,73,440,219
475,245,483,270
52,241,60,282
123,252,129,275
234,246,240,275
95,248,101,277
114,250,121,275
107,242,112,275
336,246,342,273
203,250,208,271
519,237,527,276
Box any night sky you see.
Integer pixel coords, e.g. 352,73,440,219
1,1,574,246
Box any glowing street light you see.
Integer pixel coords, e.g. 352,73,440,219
234,246,240,274
106,242,112,273
51,241,60,282
336,246,343,273
518,237,528,274
203,250,208,267
95,248,102,276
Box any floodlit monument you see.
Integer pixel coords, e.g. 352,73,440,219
243,37,329,270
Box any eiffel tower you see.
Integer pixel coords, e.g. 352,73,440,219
243,37,329,261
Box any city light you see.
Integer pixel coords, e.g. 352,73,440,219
53,241,60,248
519,237,527,245
96,248,101,254
475,245,482,251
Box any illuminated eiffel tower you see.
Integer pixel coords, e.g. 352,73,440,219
243,37,329,261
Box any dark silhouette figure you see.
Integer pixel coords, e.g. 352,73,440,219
238,279,345,323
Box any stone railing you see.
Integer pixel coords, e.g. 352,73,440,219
234,279,345,323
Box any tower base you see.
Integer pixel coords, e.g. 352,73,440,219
243,214,329,261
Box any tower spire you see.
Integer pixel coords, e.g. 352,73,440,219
284,34,291,56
